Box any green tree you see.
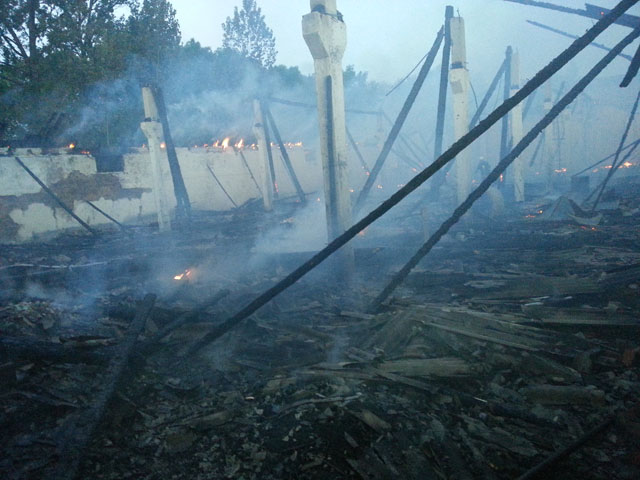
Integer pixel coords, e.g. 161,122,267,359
221,0,276,69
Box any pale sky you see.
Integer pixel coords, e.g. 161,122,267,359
168,0,638,83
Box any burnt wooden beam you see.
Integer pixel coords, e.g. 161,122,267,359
263,103,307,203
370,22,640,311
527,20,633,61
184,2,638,356
505,0,640,28
52,294,156,480
237,149,263,196
151,85,192,221
206,164,238,208
355,26,444,211
85,200,129,233
346,126,371,173
434,6,454,161
14,156,98,236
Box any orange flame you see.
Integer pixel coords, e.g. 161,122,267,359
221,137,230,149
68,143,75,149
235,138,244,149
173,269,193,281
160,142,166,149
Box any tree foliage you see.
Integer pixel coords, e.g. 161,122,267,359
222,0,276,69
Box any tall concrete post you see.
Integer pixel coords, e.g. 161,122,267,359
510,50,525,202
449,16,471,205
252,99,274,211
140,86,171,232
303,0,354,272
543,83,556,190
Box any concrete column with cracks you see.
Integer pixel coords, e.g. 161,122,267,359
303,0,354,274
140,87,171,232
449,16,471,205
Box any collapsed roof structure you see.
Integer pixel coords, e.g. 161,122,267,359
1,1,640,478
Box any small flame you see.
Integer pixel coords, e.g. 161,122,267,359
222,137,230,149
173,269,193,281
160,142,166,149
68,143,75,149
235,138,244,149
622,161,633,168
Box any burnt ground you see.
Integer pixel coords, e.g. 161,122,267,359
1,192,640,480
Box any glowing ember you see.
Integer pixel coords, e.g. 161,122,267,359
622,161,633,168
554,167,567,173
235,138,244,149
68,143,75,149
160,142,166,149
173,269,193,281
221,137,230,149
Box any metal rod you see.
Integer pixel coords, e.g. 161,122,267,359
184,2,638,356
206,164,238,208
527,20,633,61
14,156,98,236
85,201,128,232
370,24,640,311
355,26,444,211
263,103,306,203
346,126,370,173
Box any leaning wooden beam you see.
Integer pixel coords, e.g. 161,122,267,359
505,0,640,28
588,88,640,211
14,156,98,236
52,294,156,480
151,85,192,220
85,200,129,232
346,126,371,174
620,42,640,86
355,26,444,211
515,415,614,480
263,103,307,203
184,1,638,357
206,164,238,208
370,22,640,310
527,20,633,61
236,149,263,196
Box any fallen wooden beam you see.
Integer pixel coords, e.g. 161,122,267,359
51,293,156,480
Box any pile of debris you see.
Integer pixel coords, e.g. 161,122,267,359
1,196,639,479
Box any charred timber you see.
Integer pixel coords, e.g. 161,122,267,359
52,294,156,480
370,22,640,310
355,26,445,211
184,1,638,356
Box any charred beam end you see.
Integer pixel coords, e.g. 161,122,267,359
620,43,640,86
53,294,156,480
184,0,638,357
370,23,640,311
14,156,98,236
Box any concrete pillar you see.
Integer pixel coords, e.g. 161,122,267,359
140,87,171,232
449,16,471,205
510,50,525,202
252,99,274,211
303,0,354,272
